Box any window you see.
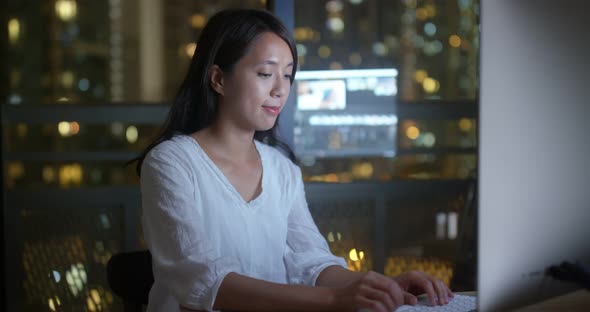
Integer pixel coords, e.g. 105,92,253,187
1,1,480,310
291,0,479,289
2,1,266,310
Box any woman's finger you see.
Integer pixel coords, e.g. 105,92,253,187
403,291,418,305
419,278,438,306
364,272,403,308
433,279,448,304
359,283,395,311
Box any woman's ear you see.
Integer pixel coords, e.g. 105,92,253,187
209,65,224,95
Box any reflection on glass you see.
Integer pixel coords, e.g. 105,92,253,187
294,68,398,158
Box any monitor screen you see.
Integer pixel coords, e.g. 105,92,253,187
478,1,590,310
293,69,398,158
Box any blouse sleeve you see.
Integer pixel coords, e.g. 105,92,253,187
283,167,348,286
141,146,241,311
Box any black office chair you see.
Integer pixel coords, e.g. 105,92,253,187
107,250,154,312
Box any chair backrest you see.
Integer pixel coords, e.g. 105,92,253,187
107,250,154,308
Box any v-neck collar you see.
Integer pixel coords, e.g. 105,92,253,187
183,134,267,208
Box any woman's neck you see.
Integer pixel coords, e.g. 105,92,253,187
192,125,258,163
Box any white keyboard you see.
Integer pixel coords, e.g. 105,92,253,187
395,294,477,312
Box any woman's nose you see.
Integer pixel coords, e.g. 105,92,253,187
271,77,289,98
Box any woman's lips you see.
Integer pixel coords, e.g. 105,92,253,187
262,106,280,115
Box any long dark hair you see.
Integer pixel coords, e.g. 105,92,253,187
133,9,297,176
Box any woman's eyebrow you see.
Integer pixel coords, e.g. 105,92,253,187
258,60,294,68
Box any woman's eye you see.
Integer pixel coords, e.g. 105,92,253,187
258,73,272,78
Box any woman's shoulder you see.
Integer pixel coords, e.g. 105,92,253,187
144,134,197,168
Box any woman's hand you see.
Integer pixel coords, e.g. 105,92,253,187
393,270,454,306
332,271,416,312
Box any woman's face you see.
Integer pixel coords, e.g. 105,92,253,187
212,32,294,132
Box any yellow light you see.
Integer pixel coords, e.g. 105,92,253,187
416,8,428,20
185,43,196,58
190,14,206,29
414,70,427,83
294,27,309,41
43,166,56,183
422,77,440,93
406,126,420,140
349,248,359,261
58,121,71,137
325,173,339,182
8,18,20,44
48,298,56,311
425,4,437,17
294,27,318,42
91,289,101,304
449,35,462,48
55,0,77,22
359,251,365,260
358,162,373,178
318,45,331,58
349,53,362,66
459,118,473,132
59,163,83,187
126,125,138,144
87,297,96,311
61,71,74,88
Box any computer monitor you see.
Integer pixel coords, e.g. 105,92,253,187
478,0,590,311
293,68,398,158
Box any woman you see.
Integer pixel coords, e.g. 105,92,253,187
137,9,453,312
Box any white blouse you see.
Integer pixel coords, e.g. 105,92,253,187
140,135,347,312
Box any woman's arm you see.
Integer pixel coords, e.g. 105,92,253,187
211,270,411,312
210,264,453,311
316,265,363,287
211,272,337,311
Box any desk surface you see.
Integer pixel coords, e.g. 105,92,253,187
514,290,590,312
457,290,590,311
